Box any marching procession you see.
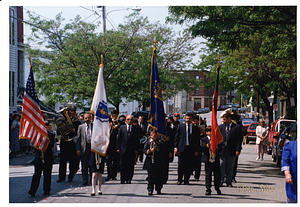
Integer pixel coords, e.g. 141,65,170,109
7,42,296,204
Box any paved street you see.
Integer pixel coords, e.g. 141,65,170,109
9,142,287,203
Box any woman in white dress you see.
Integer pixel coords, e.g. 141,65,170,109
255,119,267,161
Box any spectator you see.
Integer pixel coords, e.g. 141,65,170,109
10,114,21,157
255,119,268,161
281,139,297,203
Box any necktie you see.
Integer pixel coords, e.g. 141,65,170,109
86,124,91,143
226,125,229,139
127,125,131,138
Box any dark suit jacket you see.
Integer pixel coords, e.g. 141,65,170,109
218,122,243,156
200,136,221,163
76,123,93,155
174,123,200,154
117,124,140,155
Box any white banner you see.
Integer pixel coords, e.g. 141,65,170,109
90,64,110,156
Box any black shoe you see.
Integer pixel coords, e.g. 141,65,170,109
216,189,222,195
44,191,50,196
68,178,73,182
232,178,237,183
105,177,111,181
184,181,189,185
205,190,211,195
127,180,131,184
157,190,162,194
98,191,103,195
177,181,182,185
57,179,64,183
91,193,96,196
28,190,35,197
148,190,153,195
121,181,125,184
227,183,233,187
112,177,117,180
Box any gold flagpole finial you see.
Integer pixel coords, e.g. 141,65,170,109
100,54,104,65
153,40,158,47
29,57,32,69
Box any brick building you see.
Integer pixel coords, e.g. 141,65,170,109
186,70,226,111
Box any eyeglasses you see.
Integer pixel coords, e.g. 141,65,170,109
126,118,133,121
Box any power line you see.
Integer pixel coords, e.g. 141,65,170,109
12,16,96,46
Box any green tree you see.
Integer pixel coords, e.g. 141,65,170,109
26,11,201,112
168,6,296,119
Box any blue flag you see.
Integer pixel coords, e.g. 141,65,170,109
148,46,167,139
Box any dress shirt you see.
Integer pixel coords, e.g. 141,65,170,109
186,123,192,146
86,123,91,143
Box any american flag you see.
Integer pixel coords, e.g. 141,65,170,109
19,66,49,152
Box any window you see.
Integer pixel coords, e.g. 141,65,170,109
9,71,15,107
9,8,15,45
196,75,199,80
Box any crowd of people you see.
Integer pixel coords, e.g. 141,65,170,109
9,107,296,202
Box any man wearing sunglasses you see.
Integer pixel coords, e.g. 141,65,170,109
117,115,141,184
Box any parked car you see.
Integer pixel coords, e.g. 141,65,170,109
242,118,255,130
232,104,240,108
204,107,210,113
197,108,206,114
245,122,267,144
218,105,230,110
239,107,250,113
271,121,297,167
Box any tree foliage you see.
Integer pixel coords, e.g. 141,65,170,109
168,6,296,119
26,11,200,111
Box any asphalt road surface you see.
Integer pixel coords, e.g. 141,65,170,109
8,141,287,203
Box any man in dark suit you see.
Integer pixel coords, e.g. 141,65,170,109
200,126,221,195
218,110,243,187
174,112,201,185
106,110,122,181
137,116,147,162
76,113,93,186
163,116,176,184
117,115,140,184
28,121,55,197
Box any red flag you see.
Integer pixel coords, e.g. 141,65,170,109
210,63,223,158
19,62,49,152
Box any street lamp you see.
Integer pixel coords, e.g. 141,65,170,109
97,6,142,33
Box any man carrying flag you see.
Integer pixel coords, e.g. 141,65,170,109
145,40,167,195
210,64,223,160
19,59,52,197
200,61,223,195
90,62,110,195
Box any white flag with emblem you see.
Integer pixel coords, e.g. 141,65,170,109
90,64,110,155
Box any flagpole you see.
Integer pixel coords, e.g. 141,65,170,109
153,40,158,48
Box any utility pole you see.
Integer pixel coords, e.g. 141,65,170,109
102,6,106,33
